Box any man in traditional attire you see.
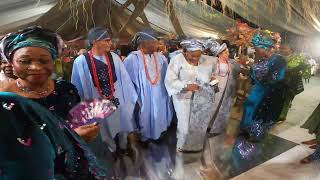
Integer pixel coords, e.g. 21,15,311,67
123,30,173,143
71,27,138,158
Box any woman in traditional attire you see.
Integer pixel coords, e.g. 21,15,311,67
301,103,320,163
0,27,108,179
278,49,309,122
165,39,216,152
237,32,286,142
71,27,138,159
124,30,173,143
0,57,17,87
204,39,241,135
0,26,100,140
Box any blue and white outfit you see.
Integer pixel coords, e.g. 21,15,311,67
124,50,173,141
71,52,138,151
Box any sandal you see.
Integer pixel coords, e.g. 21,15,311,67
302,139,317,145
300,156,312,164
300,147,320,164
309,145,317,149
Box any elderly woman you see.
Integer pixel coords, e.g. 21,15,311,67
203,39,241,135
0,27,99,141
0,55,17,86
0,27,112,178
165,39,216,152
234,31,287,157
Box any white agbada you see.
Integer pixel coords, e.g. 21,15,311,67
165,53,217,151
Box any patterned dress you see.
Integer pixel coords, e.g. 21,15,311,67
301,103,320,161
165,53,216,151
233,54,287,161
31,80,115,176
0,92,108,180
239,54,287,140
31,80,80,120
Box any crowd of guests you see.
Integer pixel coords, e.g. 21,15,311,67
0,25,318,179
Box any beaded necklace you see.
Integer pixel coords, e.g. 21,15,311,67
89,50,115,99
141,51,160,85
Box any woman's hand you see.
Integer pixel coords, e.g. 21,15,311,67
210,76,216,81
186,84,200,92
74,123,100,142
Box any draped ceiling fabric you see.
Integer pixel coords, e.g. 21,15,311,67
1,0,320,40
220,0,320,36
0,0,56,34
0,0,235,40
121,0,235,38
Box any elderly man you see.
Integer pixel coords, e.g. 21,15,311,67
71,27,138,161
124,29,173,144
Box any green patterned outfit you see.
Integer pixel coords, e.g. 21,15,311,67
279,54,309,121
301,103,320,160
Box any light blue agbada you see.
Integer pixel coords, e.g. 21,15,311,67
71,52,138,150
124,50,173,141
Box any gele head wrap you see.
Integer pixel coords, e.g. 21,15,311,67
0,26,64,62
251,32,275,50
180,39,204,52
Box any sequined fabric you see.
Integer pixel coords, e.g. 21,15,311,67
31,80,81,120
252,60,269,82
239,54,286,141
0,92,108,179
309,146,320,161
233,136,261,160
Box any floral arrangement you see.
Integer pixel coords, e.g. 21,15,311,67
224,20,257,48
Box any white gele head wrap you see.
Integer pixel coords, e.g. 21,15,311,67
210,42,227,57
180,39,204,52
202,38,219,50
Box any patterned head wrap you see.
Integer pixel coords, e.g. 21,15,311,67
180,39,204,52
0,26,64,62
87,27,111,47
251,32,275,50
202,38,217,50
131,29,158,49
209,41,227,57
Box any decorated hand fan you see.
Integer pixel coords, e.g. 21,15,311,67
68,99,117,129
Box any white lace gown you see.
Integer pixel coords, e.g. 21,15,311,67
165,53,216,151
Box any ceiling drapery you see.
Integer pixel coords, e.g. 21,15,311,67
115,0,235,38
2,0,320,38
219,0,320,35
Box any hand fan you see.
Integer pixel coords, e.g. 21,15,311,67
68,99,117,129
